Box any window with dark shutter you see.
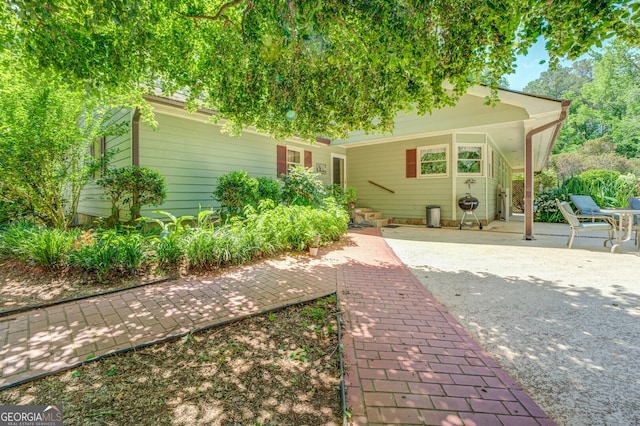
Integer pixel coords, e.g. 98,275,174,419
304,150,312,168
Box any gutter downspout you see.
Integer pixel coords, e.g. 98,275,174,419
524,99,571,240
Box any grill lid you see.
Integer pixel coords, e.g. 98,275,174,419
458,193,479,211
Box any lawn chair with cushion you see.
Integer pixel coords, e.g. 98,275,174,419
556,199,616,249
569,194,614,221
628,197,640,246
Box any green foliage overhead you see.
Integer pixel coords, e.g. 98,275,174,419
3,0,638,140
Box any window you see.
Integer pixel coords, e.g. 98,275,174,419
418,145,448,177
286,146,304,170
457,145,483,175
277,145,312,176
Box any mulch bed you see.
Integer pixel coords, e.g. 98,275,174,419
0,259,171,314
0,296,342,425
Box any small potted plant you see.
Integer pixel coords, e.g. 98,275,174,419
309,234,321,256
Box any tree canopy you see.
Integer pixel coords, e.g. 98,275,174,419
524,40,640,160
2,0,639,139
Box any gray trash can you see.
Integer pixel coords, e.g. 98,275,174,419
426,205,441,228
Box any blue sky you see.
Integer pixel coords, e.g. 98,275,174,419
505,39,550,91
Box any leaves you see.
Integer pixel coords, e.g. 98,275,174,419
525,41,640,162
0,52,120,228
3,0,637,140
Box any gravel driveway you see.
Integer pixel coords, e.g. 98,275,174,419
382,222,640,426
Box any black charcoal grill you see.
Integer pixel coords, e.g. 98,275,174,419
458,193,483,230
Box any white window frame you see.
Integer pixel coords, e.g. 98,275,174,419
418,144,449,178
456,143,484,176
286,146,304,170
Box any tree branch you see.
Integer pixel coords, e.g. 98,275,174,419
181,0,246,22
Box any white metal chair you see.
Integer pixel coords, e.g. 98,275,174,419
556,199,616,249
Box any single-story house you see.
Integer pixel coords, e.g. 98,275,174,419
78,86,569,239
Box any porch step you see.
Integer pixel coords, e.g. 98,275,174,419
353,208,391,228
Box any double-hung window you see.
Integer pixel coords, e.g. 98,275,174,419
457,145,483,175
418,145,448,177
286,146,304,170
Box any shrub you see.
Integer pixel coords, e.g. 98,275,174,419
534,169,639,223
117,232,147,274
98,166,167,223
280,166,326,207
0,222,77,268
0,197,33,226
155,234,184,267
70,229,149,280
212,170,258,217
326,185,357,210
245,201,348,251
256,176,281,204
0,220,36,259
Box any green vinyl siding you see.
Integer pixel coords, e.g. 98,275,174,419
137,111,345,218
347,134,453,220
77,107,133,219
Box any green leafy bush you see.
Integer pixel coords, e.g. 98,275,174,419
2,225,77,268
98,166,167,223
245,200,348,251
212,170,259,217
0,220,36,259
0,198,33,226
70,230,149,280
256,176,281,204
326,185,357,210
534,169,639,222
280,166,326,207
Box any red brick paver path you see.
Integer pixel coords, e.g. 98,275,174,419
0,228,555,425
337,229,555,426
0,257,336,389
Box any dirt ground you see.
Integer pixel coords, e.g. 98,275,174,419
0,259,173,313
0,295,342,425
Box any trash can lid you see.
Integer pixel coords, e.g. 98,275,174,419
426,205,440,208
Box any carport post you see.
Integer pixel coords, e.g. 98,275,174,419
524,100,571,240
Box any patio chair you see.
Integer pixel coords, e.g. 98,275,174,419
556,199,616,249
628,197,640,245
569,194,613,220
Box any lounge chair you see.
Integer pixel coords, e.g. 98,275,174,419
569,194,613,219
628,197,640,245
556,199,616,249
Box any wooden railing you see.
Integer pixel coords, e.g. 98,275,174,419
368,180,395,194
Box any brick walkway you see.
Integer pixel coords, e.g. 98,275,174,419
337,229,555,426
0,228,555,425
0,257,336,389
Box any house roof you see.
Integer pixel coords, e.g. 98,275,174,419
333,85,569,172
146,85,569,172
